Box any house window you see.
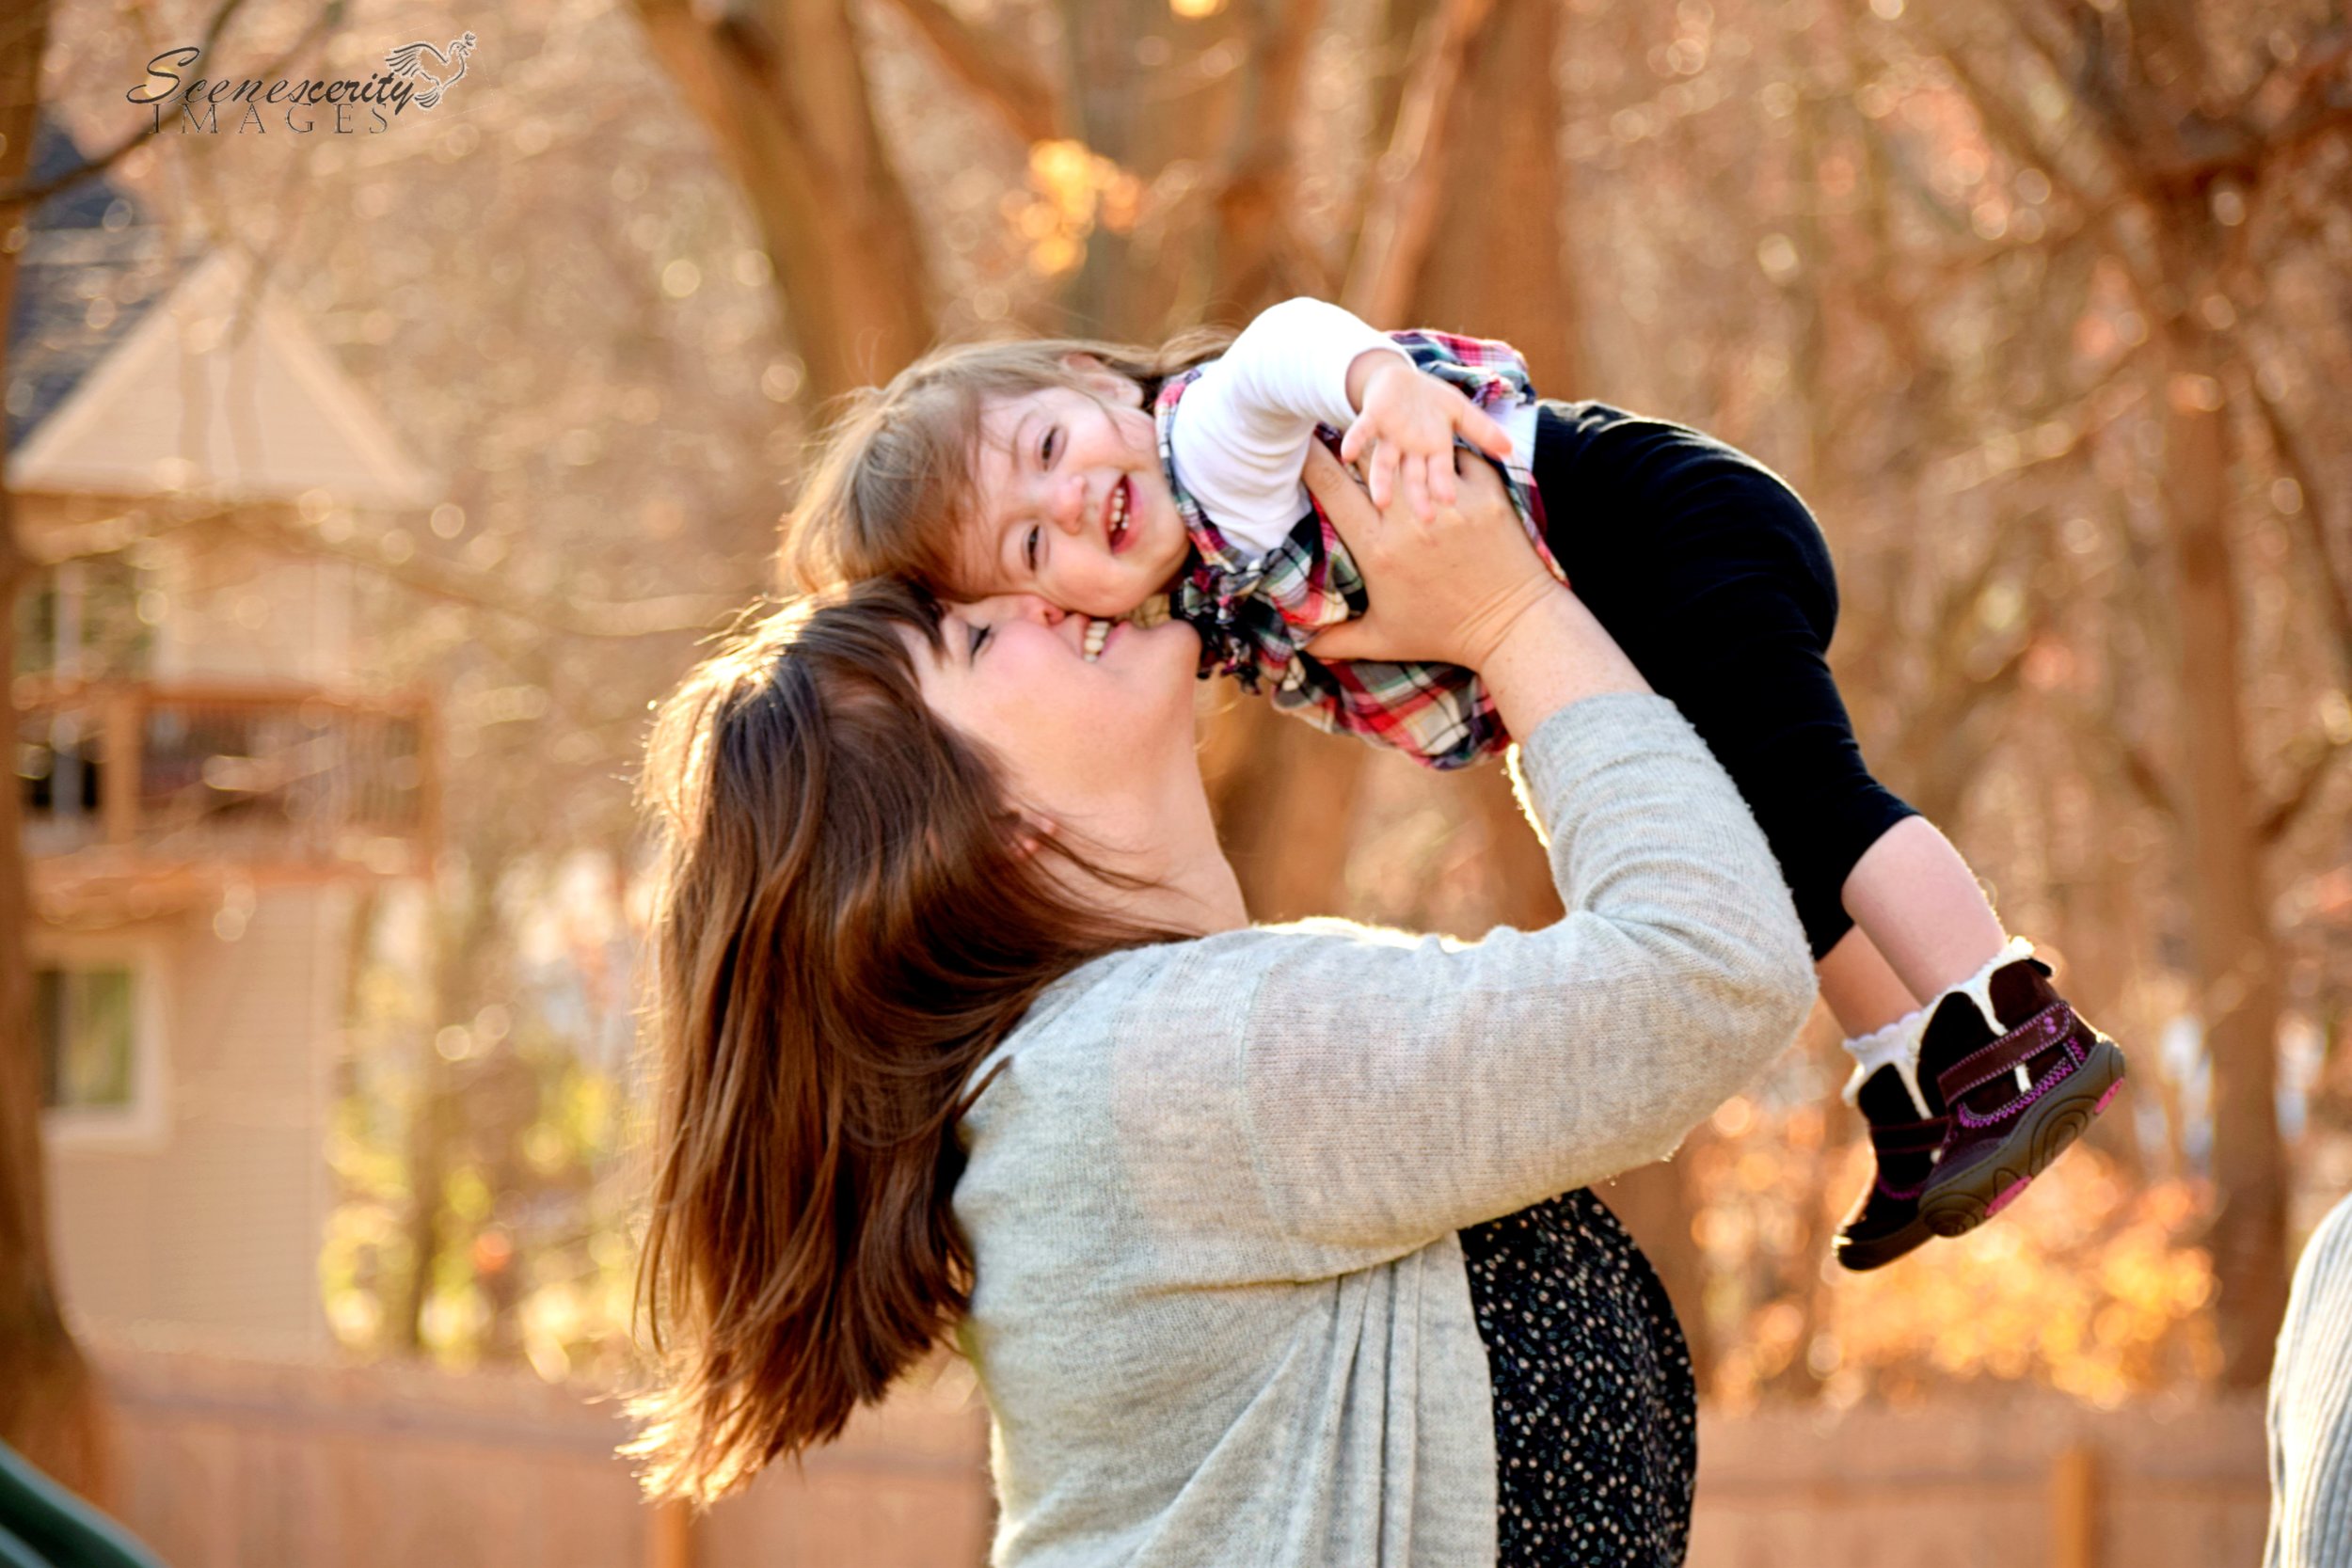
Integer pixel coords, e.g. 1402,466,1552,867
37,963,137,1112
16,559,153,845
17,557,153,680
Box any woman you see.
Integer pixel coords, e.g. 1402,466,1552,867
630,442,1818,1566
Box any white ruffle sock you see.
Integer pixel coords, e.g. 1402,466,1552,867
1839,936,2037,1119
1839,1005,1933,1117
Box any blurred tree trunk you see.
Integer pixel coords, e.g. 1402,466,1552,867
2079,23,2290,1393
1208,0,1330,309
0,0,109,1497
1057,0,1252,336
631,0,937,405
1202,712,1375,925
1346,0,1492,325
2157,303,2285,1386
1398,0,1579,381
474,1045,540,1365
1398,0,1583,992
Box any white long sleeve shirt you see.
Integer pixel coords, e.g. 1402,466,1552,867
1168,296,1543,559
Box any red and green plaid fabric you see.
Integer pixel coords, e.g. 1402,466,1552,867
1155,329,1565,770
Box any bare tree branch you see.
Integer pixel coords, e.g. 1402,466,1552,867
2048,687,2179,822
1956,6,2350,198
2143,28,2352,187
2136,88,2352,189
1343,0,1494,325
632,0,935,405
2257,733,2350,846
1883,508,2045,815
2115,729,2179,822
1210,0,1331,307
183,504,740,639
1934,358,2145,493
2231,25,2350,123
2247,371,2352,685
881,0,1064,147
1899,634,2033,826
1934,38,2111,222
2004,0,2090,99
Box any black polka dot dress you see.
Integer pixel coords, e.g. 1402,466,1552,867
1458,1188,1697,1566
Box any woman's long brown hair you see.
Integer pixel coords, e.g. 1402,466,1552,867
628,578,1176,1504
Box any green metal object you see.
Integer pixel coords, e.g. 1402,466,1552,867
0,1444,168,1568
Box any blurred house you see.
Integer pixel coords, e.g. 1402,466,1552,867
5,125,437,1349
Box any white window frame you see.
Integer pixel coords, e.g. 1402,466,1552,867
35,932,170,1150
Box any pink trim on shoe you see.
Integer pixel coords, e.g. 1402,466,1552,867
1983,1178,2032,1218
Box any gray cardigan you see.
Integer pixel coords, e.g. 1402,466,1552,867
951,693,1819,1567
2268,1189,2352,1567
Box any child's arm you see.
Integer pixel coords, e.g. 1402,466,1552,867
1172,297,1508,554
1169,298,1404,556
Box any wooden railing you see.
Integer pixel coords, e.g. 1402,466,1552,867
15,678,437,889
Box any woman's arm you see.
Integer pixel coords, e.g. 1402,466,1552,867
1216,694,1815,1260
1136,451,1818,1265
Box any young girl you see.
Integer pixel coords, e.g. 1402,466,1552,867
786,295,2126,1271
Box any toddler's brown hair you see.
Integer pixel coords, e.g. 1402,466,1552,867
782,325,1233,597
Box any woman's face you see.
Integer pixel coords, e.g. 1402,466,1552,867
912,594,1202,841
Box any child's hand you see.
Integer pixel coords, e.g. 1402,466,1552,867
1339,355,1516,522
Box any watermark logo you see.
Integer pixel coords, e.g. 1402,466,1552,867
383,33,479,111
126,31,483,135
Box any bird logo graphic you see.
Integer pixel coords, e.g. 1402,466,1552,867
383,31,479,111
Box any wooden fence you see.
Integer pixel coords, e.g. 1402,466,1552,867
89,1340,2268,1568
1687,1397,2268,1567
96,1341,992,1568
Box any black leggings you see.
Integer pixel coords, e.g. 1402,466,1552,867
1528,400,1916,961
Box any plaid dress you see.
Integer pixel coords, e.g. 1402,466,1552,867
1154,329,1566,770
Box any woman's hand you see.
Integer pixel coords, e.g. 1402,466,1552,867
1300,442,1562,673
1302,440,1652,737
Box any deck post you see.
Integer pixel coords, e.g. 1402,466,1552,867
2050,1441,2101,1568
649,1497,695,1568
102,686,139,847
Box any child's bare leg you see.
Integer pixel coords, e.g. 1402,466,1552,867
1838,816,2010,1002
1817,926,1921,1038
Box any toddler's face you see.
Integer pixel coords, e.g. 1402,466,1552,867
954,379,1190,620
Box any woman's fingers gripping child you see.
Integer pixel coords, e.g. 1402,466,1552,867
1301,442,1558,672
1338,351,1516,522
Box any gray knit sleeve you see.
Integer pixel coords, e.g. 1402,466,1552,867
2269,1191,2352,1567
1216,691,1816,1263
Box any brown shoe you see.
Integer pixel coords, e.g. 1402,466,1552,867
1913,957,2126,1239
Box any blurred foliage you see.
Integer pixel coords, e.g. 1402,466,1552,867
1690,1058,2221,1410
